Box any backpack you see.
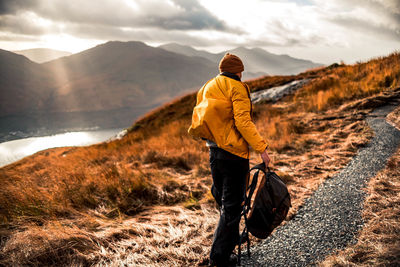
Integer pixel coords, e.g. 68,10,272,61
238,163,292,264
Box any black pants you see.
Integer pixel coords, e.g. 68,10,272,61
209,147,249,265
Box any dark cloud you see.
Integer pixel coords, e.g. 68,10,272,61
0,0,233,32
0,0,36,15
162,0,231,31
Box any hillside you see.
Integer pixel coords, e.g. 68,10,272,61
13,48,72,63
159,43,323,78
0,52,399,266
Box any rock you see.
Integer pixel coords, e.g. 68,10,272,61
251,79,310,104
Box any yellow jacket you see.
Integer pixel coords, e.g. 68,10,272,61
188,74,268,159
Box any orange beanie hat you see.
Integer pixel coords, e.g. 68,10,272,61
219,53,244,74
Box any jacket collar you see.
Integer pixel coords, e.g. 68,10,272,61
220,72,241,82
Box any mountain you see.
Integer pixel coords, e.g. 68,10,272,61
0,49,55,116
159,43,264,78
229,46,323,76
159,43,323,77
159,43,218,62
13,48,72,63
43,41,216,113
0,41,217,138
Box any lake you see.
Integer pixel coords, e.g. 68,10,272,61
0,128,124,167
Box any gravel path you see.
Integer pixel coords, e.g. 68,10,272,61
241,104,400,266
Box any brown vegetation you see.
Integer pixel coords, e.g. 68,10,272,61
320,146,400,267
0,52,399,265
294,53,399,111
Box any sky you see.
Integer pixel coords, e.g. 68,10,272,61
0,0,399,64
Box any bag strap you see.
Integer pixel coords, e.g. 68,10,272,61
245,163,266,201
243,169,258,212
249,162,267,173
244,162,269,210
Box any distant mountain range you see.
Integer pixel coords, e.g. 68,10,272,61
159,43,323,78
13,48,72,63
42,41,217,113
0,41,323,140
0,41,217,139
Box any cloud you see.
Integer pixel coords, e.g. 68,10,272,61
0,0,240,50
0,32,38,42
314,0,400,41
0,12,58,36
0,0,398,63
63,24,215,46
331,16,400,41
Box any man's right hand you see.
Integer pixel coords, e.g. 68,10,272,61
261,149,270,167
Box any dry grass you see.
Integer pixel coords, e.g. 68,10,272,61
0,206,219,266
0,52,399,265
95,206,218,266
0,221,102,266
387,106,400,130
319,146,400,267
294,52,400,111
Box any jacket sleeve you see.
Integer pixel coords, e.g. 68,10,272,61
231,84,268,153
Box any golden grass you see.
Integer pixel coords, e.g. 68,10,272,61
0,206,219,266
294,52,400,111
320,146,400,267
0,221,102,266
95,206,219,266
0,52,399,265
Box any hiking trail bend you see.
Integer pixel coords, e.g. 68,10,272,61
241,103,400,267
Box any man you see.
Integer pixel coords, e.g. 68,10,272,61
188,53,270,266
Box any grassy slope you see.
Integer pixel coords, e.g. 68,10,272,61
0,52,399,266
